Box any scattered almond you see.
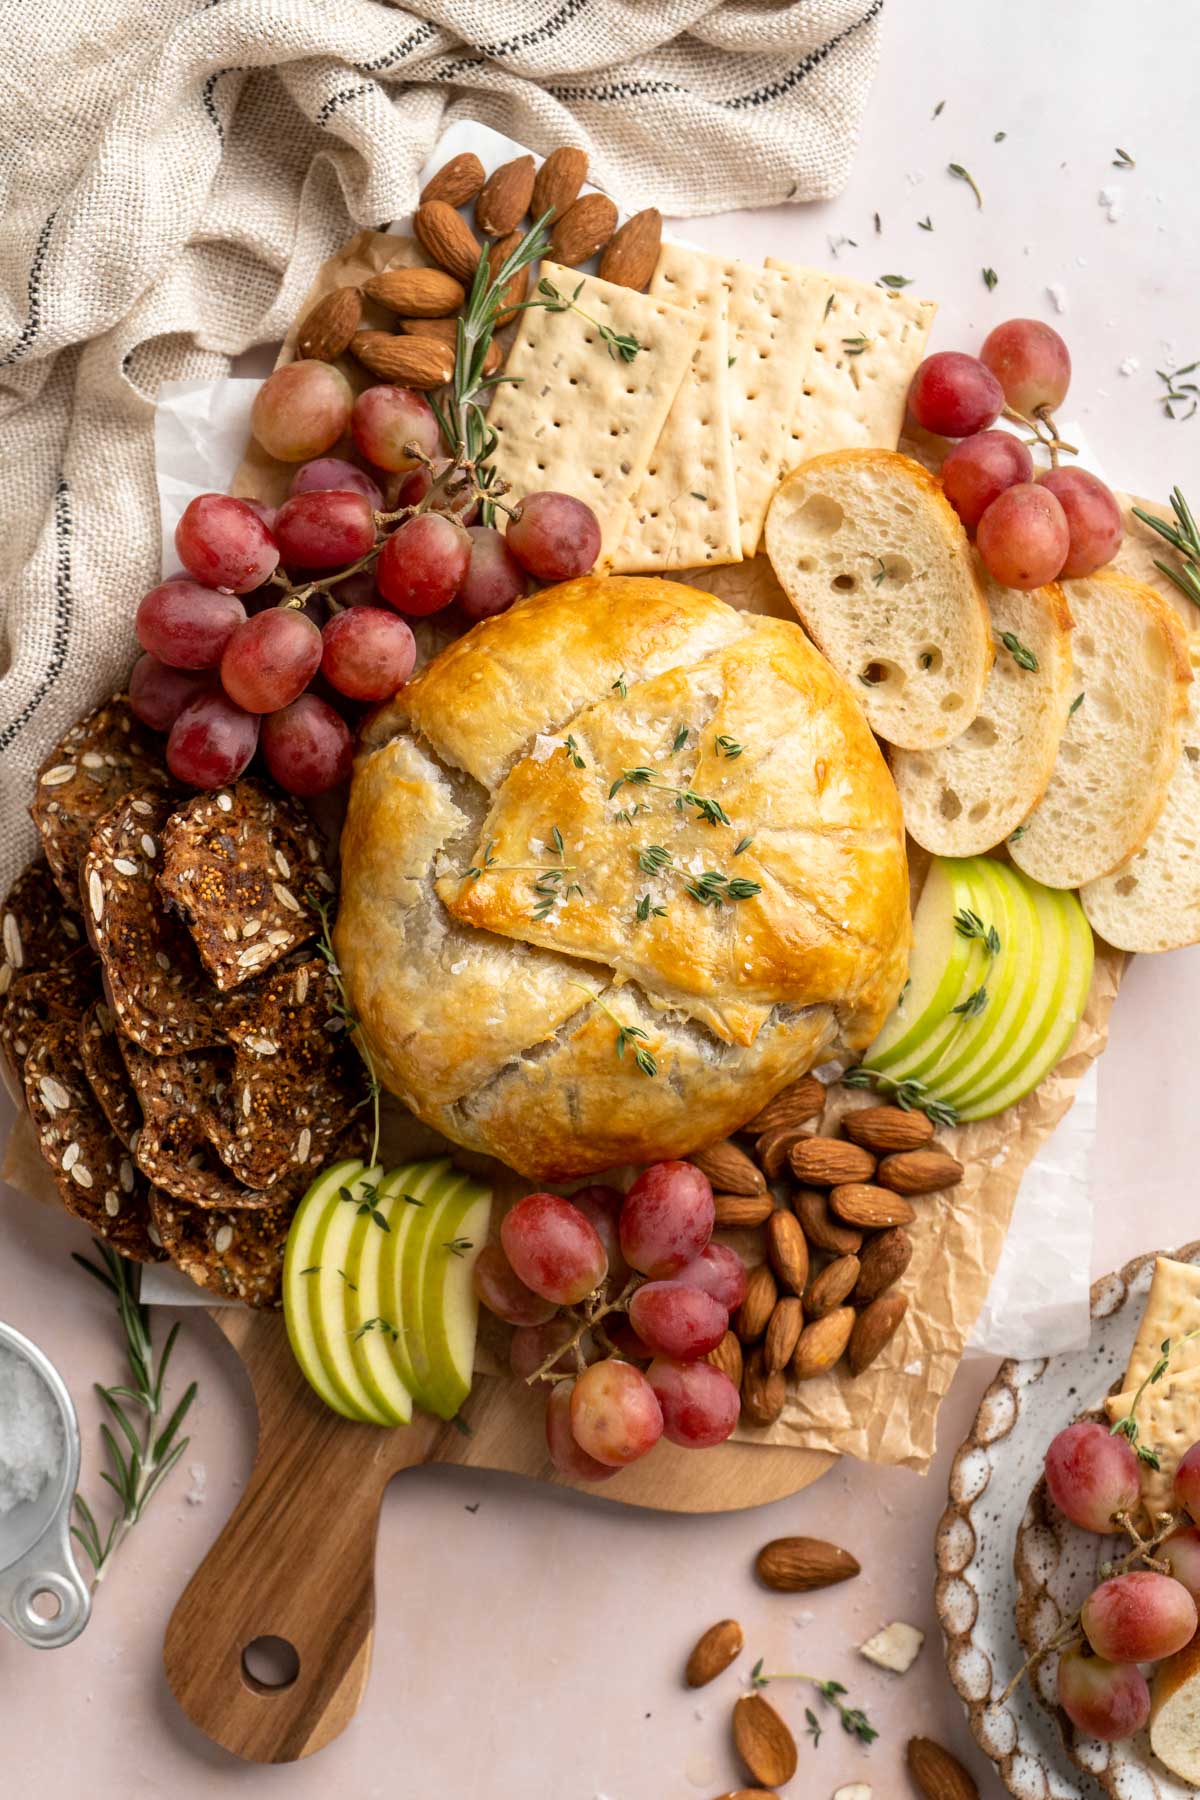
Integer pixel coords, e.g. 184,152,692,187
756,1122,810,1180
828,1183,916,1230
714,1191,774,1229
685,1617,744,1687
876,1148,964,1195
766,1209,809,1297
805,1253,861,1319
419,151,485,209
793,1188,862,1256
740,1347,786,1426
847,1291,908,1376
475,154,535,238
735,1263,777,1343
732,1693,798,1789
550,192,618,265
755,1535,860,1592
362,266,465,317
296,285,361,361
487,230,529,325
350,331,454,389
792,1307,855,1380
843,1104,935,1153
763,1296,803,1374
399,316,502,376
906,1735,979,1800
690,1138,765,1196
598,207,662,291
853,1227,913,1304
744,1075,825,1136
414,200,484,285
789,1136,876,1187
531,145,588,224
706,1329,744,1389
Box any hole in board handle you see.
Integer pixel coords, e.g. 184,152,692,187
242,1635,301,1694
30,1588,62,1621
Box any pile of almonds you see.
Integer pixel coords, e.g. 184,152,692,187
294,144,663,391
691,1077,964,1428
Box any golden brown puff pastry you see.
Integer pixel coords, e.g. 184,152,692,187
337,576,909,1180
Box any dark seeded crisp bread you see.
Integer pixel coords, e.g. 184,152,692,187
83,789,224,1054
22,1020,164,1264
1,960,97,1100
77,1000,140,1148
31,696,169,904
0,856,86,999
158,779,332,992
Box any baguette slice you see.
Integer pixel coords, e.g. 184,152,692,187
1081,635,1200,949
1009,570,1192,890
764,450,992,750
1150,1629,1200,1785
890,575,1075,855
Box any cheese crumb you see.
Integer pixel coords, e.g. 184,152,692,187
858,1619,925,1673
834,1787,873,1799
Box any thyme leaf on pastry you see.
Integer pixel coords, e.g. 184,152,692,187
566,980,659,1078
733,834,755,855
563,735,587,768
714,734,744,758
671,723,690,753
635,893,667,921
637,843,672,874
611,672,629,698
682,870,762,908
608,767,732,827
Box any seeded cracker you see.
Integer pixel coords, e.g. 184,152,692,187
31,696,169,905
0,857,86,999
158,780,329,991
1,961,97,1099
77,1000,140,1148
22,1020,163,1263
83,789,222,1054
119,1037,263,1210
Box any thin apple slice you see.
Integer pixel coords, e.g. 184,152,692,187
865,857,996,1084
344,1182,415,1427
283,1158,387,1424
414,1182,492,1420
866,858,985,1071
395,1165,488,1418
918,859,1034,1098
375,1159,453,1399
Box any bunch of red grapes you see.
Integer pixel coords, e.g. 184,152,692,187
130,358,602,795
474,1161,746,1479
908,319,1123,590
1041,1421,1200,1740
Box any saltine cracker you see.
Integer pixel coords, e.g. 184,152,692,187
1105,1365,1200,1526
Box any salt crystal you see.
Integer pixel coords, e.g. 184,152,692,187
530,734,558,763
1119,356,1140,376
1046,283,1068,314
184,1462,207,1507
0,1343,64,1516
450,960,468,975
1098,186,1122,223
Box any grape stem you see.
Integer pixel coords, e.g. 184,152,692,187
523,1274,643,1388
1001,403,1078,467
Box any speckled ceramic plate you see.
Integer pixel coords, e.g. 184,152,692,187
936,1242,1200,1800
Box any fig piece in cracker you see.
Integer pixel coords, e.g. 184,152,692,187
31,696,169,904
1,960,97,1098
158,779,330,991
22,1020,163,1263
77,1000,140,1148
0,856,86,997
119,1038,263,1211
83,789,223,1054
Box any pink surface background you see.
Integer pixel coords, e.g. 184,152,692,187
4,1,1199,1793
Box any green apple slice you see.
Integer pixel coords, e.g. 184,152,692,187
283,1159,385,1424
916,859,1033,1097
394,1165,483,1417
865,857,996,1081
375,1159,453,1398
414,1182,492,1420
343,1183,415,1428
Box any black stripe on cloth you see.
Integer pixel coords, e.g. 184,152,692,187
0,476,73,750
474,0,590,60
0,209,57,369
359,17,440,74
201,69,237,143
316,82,375,126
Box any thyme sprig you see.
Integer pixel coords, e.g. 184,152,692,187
633,844,760,913
951,984,989,1019
1133,488,1200,606
312,895,381,1165
841,1066,960,1128
567,980,657,1077
1155,364,1199,422
954,908,1001,955
69,1243,196,1590
948,161,983,207
999,631,1038,671
750,1660,878,1746
462,828,581,922
608,768,731,827
535,278,643,362
1110,1327,1200,1468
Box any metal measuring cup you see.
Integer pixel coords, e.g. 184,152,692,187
0,1322,91,1648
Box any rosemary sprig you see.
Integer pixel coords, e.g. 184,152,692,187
69,1243,196,1590
954,908,1001,955
1110,1327,1200,1467
1113,146,1136,168
567,980,657,1077
1133,489,1200,606
948,161,983,207
608,768,731,826
750,1661,878,1746
535,278,643,362
999,631,1038,671
312,895,381,1165
841,1066,960,1128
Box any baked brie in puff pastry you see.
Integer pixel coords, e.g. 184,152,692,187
336,577,909,1179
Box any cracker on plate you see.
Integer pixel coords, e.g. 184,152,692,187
30,696,169,904
77,999,140,1148
0,857,86,998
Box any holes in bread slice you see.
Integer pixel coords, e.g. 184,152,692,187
793,493,844,536
832,573,857,593
962,714,999,749
917,646,943,675
859,658,905,690
939,788,963,821
939,691,965,712
1114,874,1138,896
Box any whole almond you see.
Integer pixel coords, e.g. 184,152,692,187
531,145,588,225
906,1735,979,1800
419,151,485,209
744,1075,825,1136
736,1264,777,1343
414,200,484,285
550,192,618,265
848,1291,908,1376
755,1535,860,1592
733,1694,798,1789
350,332,454,389
843,1103,935,1154
756,1123,809,1181
690,1139,765,1197
296,286,361,361
829,1183,916,1229
399,316,502,376
740,1347,786,1426
805,1253,861,1319
876,1148,964,1195
487,230,529,325
598,207,662,291
853,1227,913,1304
763,1296,803,1374
792,1307,855,1379
475,154,535,238
685,1617,743,1687
706,1329,743,1389
766,1210,809,1297
793,1188,862,1256
362,266,465,317
789,1137,876,1187
714,1191,774,1229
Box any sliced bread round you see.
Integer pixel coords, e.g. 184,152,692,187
890,574,1075,856
1081,636,1200,950
1008,569,1192,889
763,449,992,750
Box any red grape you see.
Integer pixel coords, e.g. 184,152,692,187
1044,1422,1141,1534
675,1245,748,1313
506,491,601,581
569,1359,663,1466
458,526,527,622
220,608,323,713
976,483,1069,589
321,607,416,702
251,360,353,462
351,385,440,472
1057,1646,1150,1743
908,352,1005,438
395,459,480,523
1161,1529,1200,1602
940,431,1034,533
628,1282,727,1361
472,1244,557,1327
129,655,211,732
569,1185,629,1287
243,499,278,533
375,512,471,616
545,1380,618,1482
1176,1442,1200,1523
981,319,1071,417
135,578,245,669
333,569,382,608
619,1161,714,1279
1038,467,1123,577
260,694,353,796
175,494,280,594
166,691,259,788
601,1312,651,1360
646,1357,740,1448
290,458,383,512
1082,1571,1197,1663
273,491,376,571
501,1192,608,1305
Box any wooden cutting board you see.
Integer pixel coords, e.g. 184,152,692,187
163,1306,833,1764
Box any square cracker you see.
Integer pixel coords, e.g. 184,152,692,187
1105,1366,1200,1526
765,261,936,470
611,285,741,573
487,262,701,571
1121,1257,1200,1392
